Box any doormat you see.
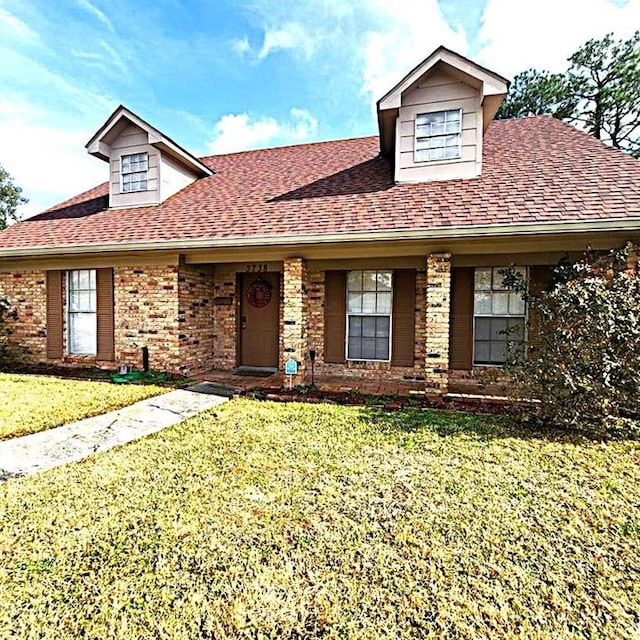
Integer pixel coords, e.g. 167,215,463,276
233,368,277,378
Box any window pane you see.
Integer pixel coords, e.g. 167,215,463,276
509,292,525,315
69,313,96,354
508,318,525,341
492,267,510,290
474,341,490,364
490,341,507,364
444,145,459,159
475,268,492,290
347,271,362,291
361,338,376,360
362,316,376,337
474,291,491,314
361,293,377,313
475,317,491,341
376,337,390,360
491,317,508,341
376,292,392,314
348,316,361,336
376,271,392,291
348,337,361,359
492,292,509,315
347,293,362,313
376,317,390,338
362,271,377,291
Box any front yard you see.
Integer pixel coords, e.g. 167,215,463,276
1,399,638,638
0,373,166,439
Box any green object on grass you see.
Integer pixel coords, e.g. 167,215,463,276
111,371,144,384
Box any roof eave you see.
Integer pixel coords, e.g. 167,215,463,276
2,218,639,259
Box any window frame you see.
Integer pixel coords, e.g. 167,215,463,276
66,269,97,356
414,108,463,164
345,269,393,363
120,152,149,193
472,266,528,367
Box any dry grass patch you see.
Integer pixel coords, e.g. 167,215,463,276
0,373,166,439
1,399,639,638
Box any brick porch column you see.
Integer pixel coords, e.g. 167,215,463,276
425,252,451,393
282,257,308,376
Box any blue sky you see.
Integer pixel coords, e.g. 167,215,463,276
1,0,639,217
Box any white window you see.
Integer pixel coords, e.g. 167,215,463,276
415,109,462,162
68,269,96,355
347,270,392,361
473,267,527,365
121,152,148,192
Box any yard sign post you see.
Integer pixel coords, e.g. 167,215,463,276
284,358,298,390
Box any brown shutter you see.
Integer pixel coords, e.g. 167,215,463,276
391,269,416,367
528,265,553,349
96,268,115,361
46,270,64,359
324,270,346,363
449,267,474,370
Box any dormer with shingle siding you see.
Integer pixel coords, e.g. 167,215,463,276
377,46,509,184
85,105,213,209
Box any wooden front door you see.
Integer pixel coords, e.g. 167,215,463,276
239,272,280,368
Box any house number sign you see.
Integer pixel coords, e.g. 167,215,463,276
246,278,272,308
245,263,269,273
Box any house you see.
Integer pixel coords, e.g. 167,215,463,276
1,46,639,393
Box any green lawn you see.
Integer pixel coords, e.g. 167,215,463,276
1,399,639,639
0,373,166,439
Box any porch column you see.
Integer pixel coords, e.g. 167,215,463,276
282,257,308,376
425,252,451,393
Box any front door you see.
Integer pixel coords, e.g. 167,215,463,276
239,272,280,368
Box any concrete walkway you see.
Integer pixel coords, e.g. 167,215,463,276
0,384,230,481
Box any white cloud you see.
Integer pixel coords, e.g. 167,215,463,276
478,0,640,78
0,100,106,219
0,5,40,44
232,35,251,56
359,0,468,104
207,108,318,154
258,22,316,59
74,0,115,34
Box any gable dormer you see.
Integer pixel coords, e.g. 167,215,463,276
85,106,213,209
377,46,508,184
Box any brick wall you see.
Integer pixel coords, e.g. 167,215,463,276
178,263,216,375
0,270,47,365
114,265,180,371
212,267,237,370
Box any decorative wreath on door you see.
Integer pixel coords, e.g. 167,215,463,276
246,277,272,308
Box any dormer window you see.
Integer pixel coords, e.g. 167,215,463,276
415,109,462,162
121,152,148,192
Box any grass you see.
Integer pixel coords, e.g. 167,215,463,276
0,373,167,439
1,399,639,639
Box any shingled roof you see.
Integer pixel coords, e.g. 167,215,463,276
1,116,639,254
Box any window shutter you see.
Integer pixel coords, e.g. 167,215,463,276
46,270,64,359
528,265,553,349
449,267,473,370
96,268,115,361
391,269,416,367
324,270,346,364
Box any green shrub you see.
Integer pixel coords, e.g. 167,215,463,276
505,245,640,430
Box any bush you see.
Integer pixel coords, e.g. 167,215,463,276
505,245,640,430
